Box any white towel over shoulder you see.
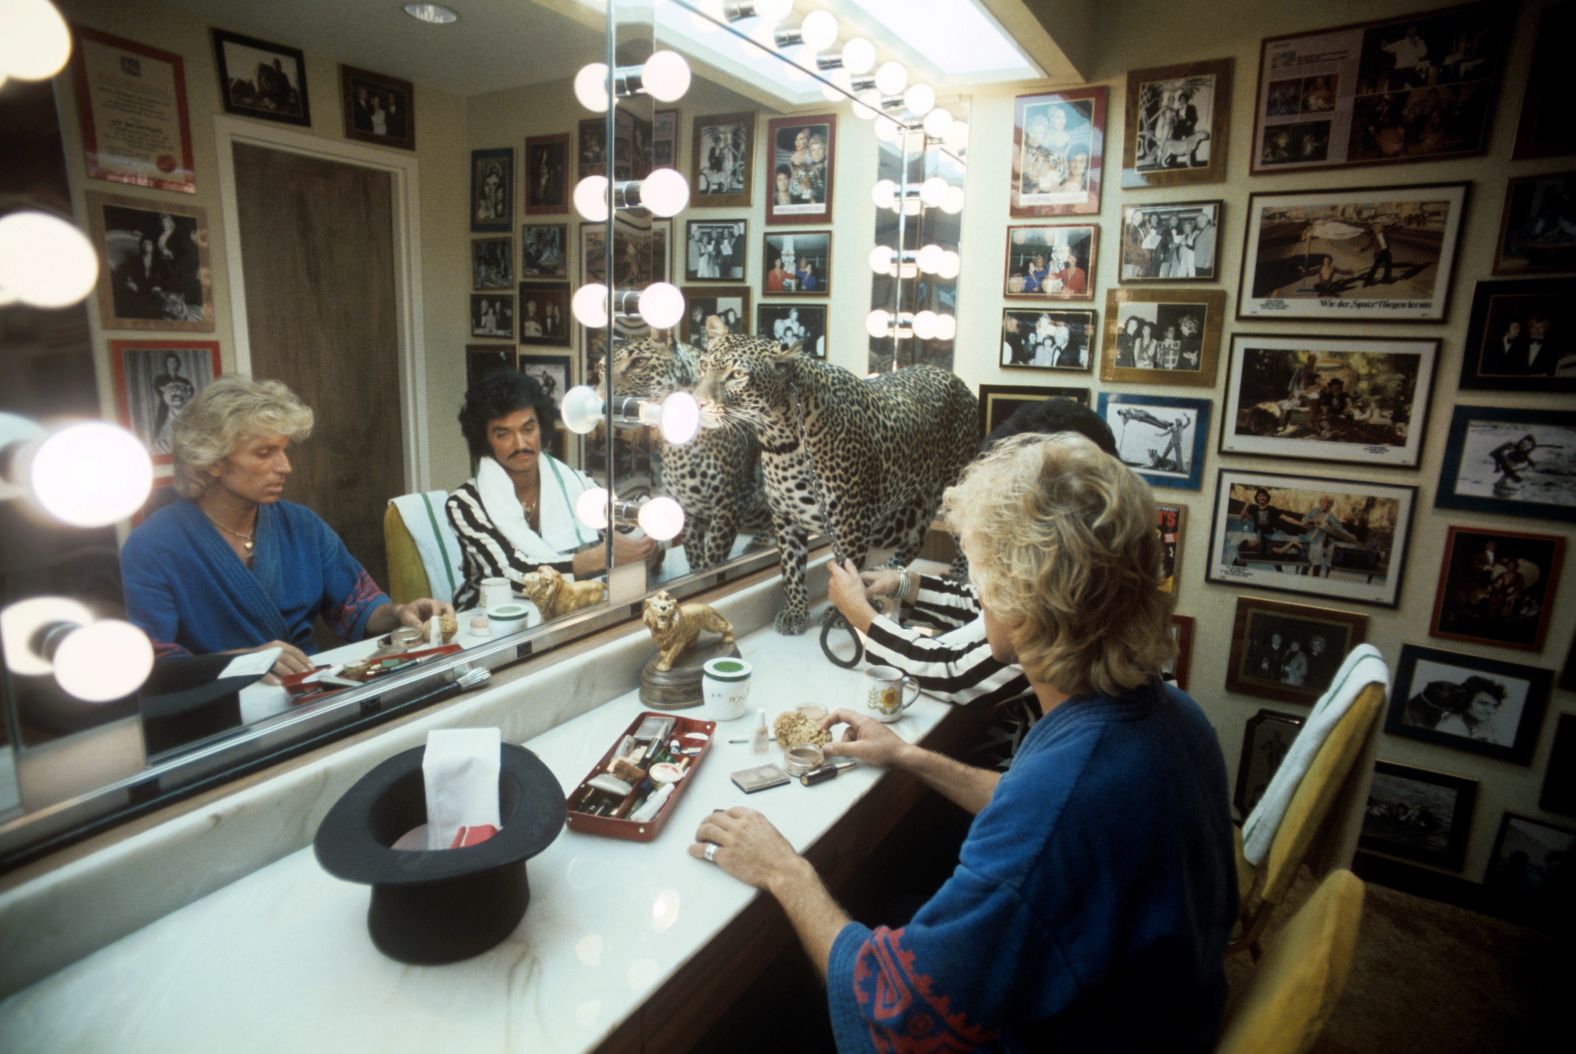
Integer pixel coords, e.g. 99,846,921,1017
390,491,464,604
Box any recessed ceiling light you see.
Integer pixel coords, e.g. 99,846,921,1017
403,3,459,25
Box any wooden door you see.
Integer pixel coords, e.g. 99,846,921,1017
231,142,403,590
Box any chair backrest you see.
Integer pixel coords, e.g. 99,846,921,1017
383,493,463,605
1217,869,1364,1054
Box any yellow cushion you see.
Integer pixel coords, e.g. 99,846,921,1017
384,503,432,605
1218,869,1364,1054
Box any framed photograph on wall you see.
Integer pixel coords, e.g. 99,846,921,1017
1010,87,1105,217
691,112,754,208
465,344,514,388
680,286,751,352
1387,644,1551,766
1360,761,1476,871
1100,288,1225,386
1206,469,1417,607
1119,201,1222,282
1435,406,1576,524
757,304,826,357
519,223,567,278
650,219,671,284
71,27,196,193
1494,173,1576,276
1513,4,1576,160
470,148,513,232
653,108,679,168
578,116,608,182
1220,334,1438,467
765,114,836,225
1483,813,1576,925
1225,595,1368,705
517,282,570,346
471,238,512,290
977,384,1089,439
340,66,414,150
1001,308,1096,371
1429,525,1564,652
1097,392,1211,490
110,340,220,463
1165,614,1195,690
762,230,830,296
584,220,665,288
1157,503,1184,594
1237,183,1468,321
685,219,747,281
1003,224,1095,299
524,134,569,215
1251,4,1508,175
87,192,213,332
1234,709,1306,818
1122,58,1232,188
470,294,513,340
1459,278,1576,392
210,28,309,127
517,352,572,405
1540,715,1576,817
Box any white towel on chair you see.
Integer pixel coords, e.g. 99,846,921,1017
1242,644,1389,866
390,491,464,604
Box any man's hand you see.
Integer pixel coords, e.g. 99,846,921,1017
689,806,810,891
826,559,880,633
393,597,455,629
249,640,313,685
819,708,915,770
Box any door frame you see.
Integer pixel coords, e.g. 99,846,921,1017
213,116,431,491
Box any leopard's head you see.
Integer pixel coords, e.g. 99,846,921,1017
694,333,798,431
599,337,699,403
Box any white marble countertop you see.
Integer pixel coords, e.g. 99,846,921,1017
0,620,953,1053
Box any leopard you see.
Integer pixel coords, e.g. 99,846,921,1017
600,338,773,572
693,333,979,635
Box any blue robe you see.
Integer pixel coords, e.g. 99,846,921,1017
121,499,389,657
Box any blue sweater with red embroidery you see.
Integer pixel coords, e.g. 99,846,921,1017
827,681,1237,1052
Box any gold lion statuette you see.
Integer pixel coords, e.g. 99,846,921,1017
642,590,735,672
519,566,608,620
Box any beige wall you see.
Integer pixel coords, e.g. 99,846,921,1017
952,0,1574,883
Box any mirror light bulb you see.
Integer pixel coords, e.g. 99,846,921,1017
53,620,154,703
571,284,609,328
27,422,152,527
575,486,611,530
912,311,939,340
574,175,610,222
916,244,945,274
753,0,793,25
938,250,962,279
0,596,92,676
940,185,966,215
659,392,700,445
874,118,900,144
637,496,685,541
923,106,953,138
800,10,838,52
574,63,610,112
852,89,881,120
902,196,922,216
641,168,689,217
873,61,907,97
638,282,685,330
0,211,100,309
867,244,895,274
643,50,691,102
865,309,891,339
903,83,935,117
561,385,605,434
0,0,72,81
841,37,875,75
935,313,957,341
870,179,898,209
920,176,949,207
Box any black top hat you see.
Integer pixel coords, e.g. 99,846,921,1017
138,653,266,759
314,743,565,964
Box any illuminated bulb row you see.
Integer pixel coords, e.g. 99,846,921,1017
573,50,692,113
0,596,155,703
870,179,965,216
866,246,961,280
560,386,701,445
865,310,957,342
0,0,72,82
573,488,685,542
573,170,690,223
570,282,685,331
0,413,153,527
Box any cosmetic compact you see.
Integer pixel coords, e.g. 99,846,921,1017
782,744,825,777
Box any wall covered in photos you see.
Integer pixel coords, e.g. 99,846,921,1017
948,0,1575,895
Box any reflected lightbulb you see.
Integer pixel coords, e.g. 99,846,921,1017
800,10,838,52
935,313,957,341
643,50,691,102
923,106,953,138
659,392,700,444
920,176,949,207
852,89,882,121
937,250,962,279
0,0,72,81
641,168,689,217
574,63,610,112
574,175,610,222
753,0,793,25
0,211,100,308
912,311,939,340
840,37,875,75
865,309,891,339
575,486,611,530
867,244,896,274
637,497,685,542
571,284,609,328
870,180,898,209
53,620,154,703
940,185,966,215
916,244,945,274
902,83,935,117
27,422,152,527
873,61,907,96
943,120,970,152
638,282,685,329
874,118,900,144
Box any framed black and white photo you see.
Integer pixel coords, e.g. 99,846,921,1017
578,117,607,183
1360,761,1476,871
1156,503,1184,594
1429,525,1564,653
680,286,751,352
517,282,570,347
1207,469,1417,607
211,29,309,127
471,238,512,291
1166,614,1194,690
1495,173,1576,276
340,66,414,150
1435,406,1576,524
1221,334,1438,467
765,114,836,225
757,304,826,357
1123,58,1231,189
517,352,571,405
1011,87,1105,217
1225,595,1368,706
1100,289,1225,388
691,112,754,208
1483,813,1576,927
584,220,664,288
1119,201,1222,282
1237,183,1468,321
524,134,568,215
519,223,566,278
1252,5,1508,175
1097,392,1211,490
653,108,678,168
110,340,220,463
978,385,1089,439
1540,715,1576,817
762,231,830,297
465,344,514,389
1235,709,1306,818
1001,309,1096,371
87,192,213,332
1003,224,1095,300
685,220,747,282
1387,645,1551,766
470,294,513,340
1459,278,1576,393
470,148,513,232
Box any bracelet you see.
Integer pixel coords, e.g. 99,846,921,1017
897,569,914,607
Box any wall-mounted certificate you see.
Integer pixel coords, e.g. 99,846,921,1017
70,27,196,194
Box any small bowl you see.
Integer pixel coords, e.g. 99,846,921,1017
490,602,531,625
783,744,825,777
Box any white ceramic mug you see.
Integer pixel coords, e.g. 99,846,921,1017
702,657,752,721
863,665,919,722
479,577,512,611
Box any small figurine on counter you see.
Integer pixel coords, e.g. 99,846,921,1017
518,566,607,620
642,590,736,672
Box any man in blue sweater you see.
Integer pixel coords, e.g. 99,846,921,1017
691,433,1238,1051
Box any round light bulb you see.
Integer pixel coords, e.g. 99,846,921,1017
0,0,72,81
923,106,954,138
637,496,685,541
867,244,895,274
938,250,961,279
935,313,957,341
920,176,949,207
870,179,898,209
575,486,611,530
561,385,605,434
638,282,685,330
940,185,965,215
916,243,945,274
912,310,939,340
943,119,970,152
571,283,609,328
574,175,610,222
0,596,93,676
754,0,793,24
852,89,882,120
641,168,689,217
902,196,922,216
643,50,691,102
27,422,151,528
0,211,100,309
873,61,907,97
865,309,891,339
841,37,876,75
903,83,935,117
53,620,154,703
659,392,700,444
818,77,845,103
800,10,838,52
574,63,610,112
874,118,900,144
